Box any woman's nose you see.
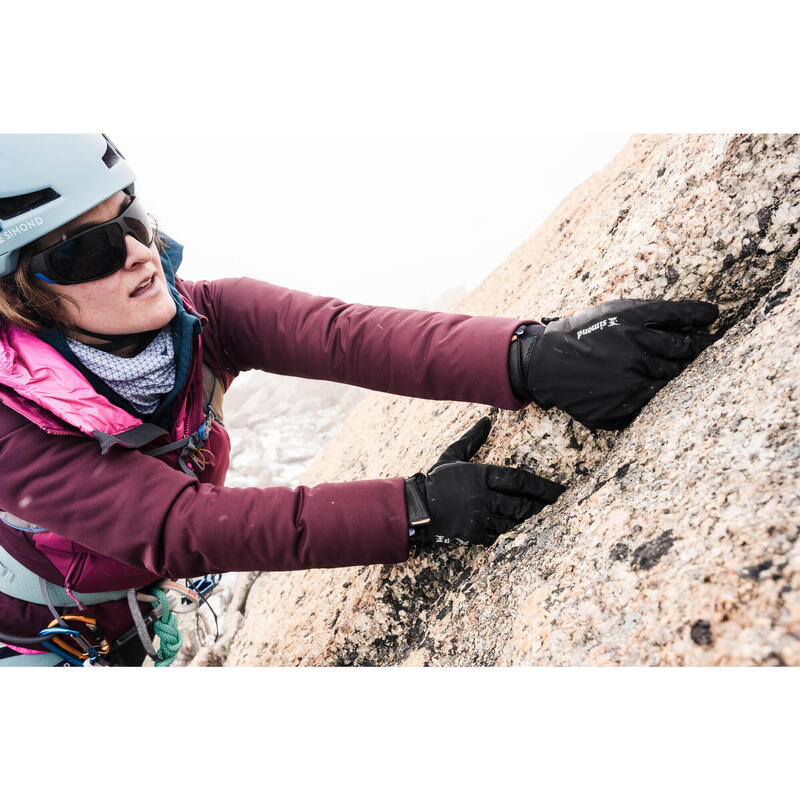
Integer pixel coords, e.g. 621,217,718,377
122,234,154,269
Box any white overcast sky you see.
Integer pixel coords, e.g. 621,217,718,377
118,135,629,310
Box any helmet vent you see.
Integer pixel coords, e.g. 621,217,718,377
102,143,120,169
101,134,125,169
0,187,61,220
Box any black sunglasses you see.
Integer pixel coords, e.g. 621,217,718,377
28,196,154,285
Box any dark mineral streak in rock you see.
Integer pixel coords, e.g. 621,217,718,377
609,543,630,562
609,208,629,236
741,559,774,580
666,266,679,286
631,530,675,571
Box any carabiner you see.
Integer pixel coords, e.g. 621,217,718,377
39,638,85,667
41,616,110,663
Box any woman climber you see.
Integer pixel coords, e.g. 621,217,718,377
0,135,719,666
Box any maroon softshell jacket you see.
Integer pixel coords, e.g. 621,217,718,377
0,277,528,585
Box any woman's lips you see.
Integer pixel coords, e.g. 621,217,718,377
130,275,156,298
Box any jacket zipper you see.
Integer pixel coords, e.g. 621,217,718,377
182,333,201,439
64,551,88,606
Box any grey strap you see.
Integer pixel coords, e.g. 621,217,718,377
127,589,158,660
0,543,128,607
39,576,67,628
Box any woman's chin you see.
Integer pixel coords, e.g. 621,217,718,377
127,289,177,330
81,299,177,337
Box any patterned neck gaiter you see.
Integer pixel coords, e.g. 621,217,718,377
66,327,177,415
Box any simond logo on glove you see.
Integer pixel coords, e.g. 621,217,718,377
576,315,620,340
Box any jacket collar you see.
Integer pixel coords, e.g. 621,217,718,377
0,324,143,436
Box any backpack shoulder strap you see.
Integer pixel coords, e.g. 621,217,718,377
0,541,128,607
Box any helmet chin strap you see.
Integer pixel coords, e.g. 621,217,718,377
71,326,163,355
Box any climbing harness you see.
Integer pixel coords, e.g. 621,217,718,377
0,572,222,667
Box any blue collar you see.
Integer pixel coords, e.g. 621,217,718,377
159,232,184,285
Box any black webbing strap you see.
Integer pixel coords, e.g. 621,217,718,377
92,423,170,456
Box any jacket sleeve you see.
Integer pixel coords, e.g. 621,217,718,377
0,408,410,577
177,276,528,410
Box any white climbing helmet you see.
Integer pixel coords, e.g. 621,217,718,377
0,134,136,277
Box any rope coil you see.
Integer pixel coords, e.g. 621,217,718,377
150,587,182,667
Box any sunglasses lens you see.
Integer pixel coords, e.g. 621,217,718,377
47,226,126,283
123,199,153,247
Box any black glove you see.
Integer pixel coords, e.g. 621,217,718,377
404,417,565,547
508,298,719,430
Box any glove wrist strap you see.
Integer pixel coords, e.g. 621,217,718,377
508,324,545,404
404,473,431,527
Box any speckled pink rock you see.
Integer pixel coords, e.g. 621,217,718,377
225,134,800,666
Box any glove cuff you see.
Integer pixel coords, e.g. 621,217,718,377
508,323,546,404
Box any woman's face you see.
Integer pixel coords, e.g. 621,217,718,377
31,191,177,341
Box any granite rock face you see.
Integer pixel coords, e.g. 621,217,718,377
225,134,800,666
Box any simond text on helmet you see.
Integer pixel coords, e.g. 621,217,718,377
0,217,45,242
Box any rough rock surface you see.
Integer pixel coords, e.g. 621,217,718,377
226,134,800,666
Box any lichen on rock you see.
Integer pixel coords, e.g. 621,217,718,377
225,134,800,667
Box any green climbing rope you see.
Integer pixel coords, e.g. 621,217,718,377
150,587,183,667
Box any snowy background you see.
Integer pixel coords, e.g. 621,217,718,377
222,372,366,490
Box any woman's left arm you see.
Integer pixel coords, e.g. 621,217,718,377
177,276,530,410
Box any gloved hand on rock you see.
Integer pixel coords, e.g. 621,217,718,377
508,298,720,430
404,416,565,547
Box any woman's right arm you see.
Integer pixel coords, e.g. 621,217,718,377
0,407,410,578
177,276,528,411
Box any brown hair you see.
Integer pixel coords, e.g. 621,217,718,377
0,228,166,334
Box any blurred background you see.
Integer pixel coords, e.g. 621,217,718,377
118,134,629,309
